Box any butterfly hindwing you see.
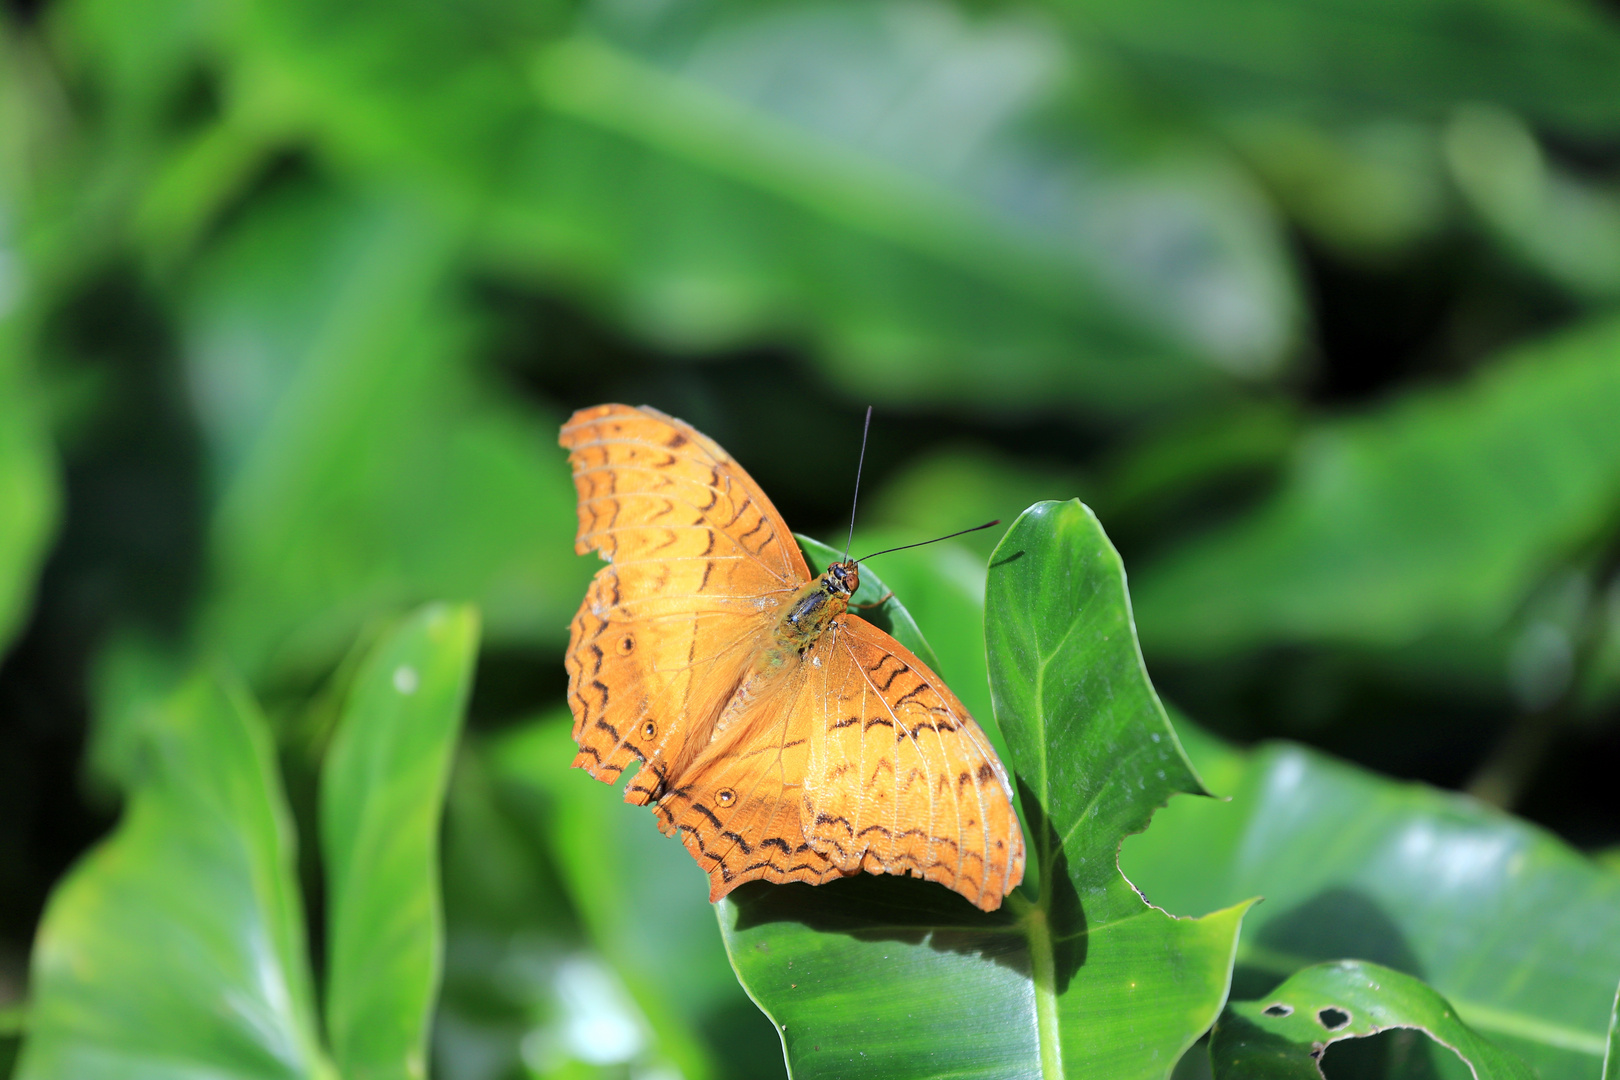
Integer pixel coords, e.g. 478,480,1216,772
802,617,1026,912
650,685,846,899
648,614,1025,911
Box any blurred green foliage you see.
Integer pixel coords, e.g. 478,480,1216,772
4,0,1620,1075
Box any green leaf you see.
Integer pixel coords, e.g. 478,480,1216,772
194,0,1298,412
1212,960,1534,1079
1134,314,1620,655
720,500,1247,1079
1123,733,1620,1079
1060,0,1620,136
221,0,550,211
17,673,335,1080
186,181,586,680
494,3,1298,413
321,603,479,1080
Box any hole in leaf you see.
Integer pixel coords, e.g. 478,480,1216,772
1317,1007,1351,1031
1263,1003,1293,1017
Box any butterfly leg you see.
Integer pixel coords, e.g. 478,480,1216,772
851,591,893,610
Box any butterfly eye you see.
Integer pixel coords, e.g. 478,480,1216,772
640,720,656,740
715,788,737,807
617,634,635,655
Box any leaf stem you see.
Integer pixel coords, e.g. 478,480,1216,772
1013,894,1065,1080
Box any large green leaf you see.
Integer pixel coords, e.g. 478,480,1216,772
0,46,60,660
17,673,334,1080
186,181,586,680
1212,960,1534,1079
1134,314,1620,656
1123,729,1620,1080
1058,0,1620,135
720,501,1247,1079
499,4,1297,414
321,603,480,1080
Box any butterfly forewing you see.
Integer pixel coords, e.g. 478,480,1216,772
560,404,808,797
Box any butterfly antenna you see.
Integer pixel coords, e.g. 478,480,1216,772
854,520,1000,564
843,405,873,563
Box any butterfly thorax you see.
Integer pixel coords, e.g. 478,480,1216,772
775,560,859,654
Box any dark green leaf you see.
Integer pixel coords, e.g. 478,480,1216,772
1212,960,1534,1079
1134,314,1620,655
1061,0,1620,135
17,674,334,1080
321,603,480,1080
1123,732,1620,1079
720,500,1247,1079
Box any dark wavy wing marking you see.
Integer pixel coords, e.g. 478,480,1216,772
799,614,1025,911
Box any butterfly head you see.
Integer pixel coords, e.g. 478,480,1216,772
824,560,860,598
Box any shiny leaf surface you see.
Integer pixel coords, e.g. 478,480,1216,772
1124,732,1620,1079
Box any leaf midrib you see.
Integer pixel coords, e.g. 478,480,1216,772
1018,607,1089,1080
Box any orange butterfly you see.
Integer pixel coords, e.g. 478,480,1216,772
560,404,1025,911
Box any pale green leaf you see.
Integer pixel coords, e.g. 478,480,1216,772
17,674,334,1080
321,603,480,1080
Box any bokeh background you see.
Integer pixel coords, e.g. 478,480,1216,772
3,0,1620,1075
